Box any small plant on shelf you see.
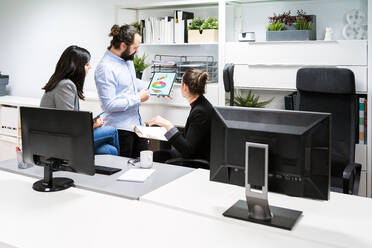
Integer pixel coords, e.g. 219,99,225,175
134,54,150,79
131,21,141,32
267,21,285,31
201,17,218,30
294,10,313,30
266,9,316,41
268,10,295,26
188,17,219,43
232,90,274,108
188,18,204,31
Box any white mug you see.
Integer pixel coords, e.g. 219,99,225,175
140,150,153,168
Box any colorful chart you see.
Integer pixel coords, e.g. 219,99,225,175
151,81,166,89
148,72,176,96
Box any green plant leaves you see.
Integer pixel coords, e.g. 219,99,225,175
188,17,218,31
294,20,313,30
189,18,204,30
233,90,274,108
267,21,285,31
134,54,150,72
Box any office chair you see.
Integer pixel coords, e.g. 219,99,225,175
295,67,361,195
223,64,235,106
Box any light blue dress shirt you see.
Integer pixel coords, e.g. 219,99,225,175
95,50,147,131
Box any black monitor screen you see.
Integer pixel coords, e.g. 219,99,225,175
210,106,331,200
21,107,95,175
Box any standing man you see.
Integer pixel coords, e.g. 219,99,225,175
95,24,150,158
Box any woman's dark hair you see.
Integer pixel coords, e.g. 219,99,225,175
108,24,140,49
182,68,209,95
42,45,90,100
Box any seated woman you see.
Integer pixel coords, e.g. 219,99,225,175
40,45,120,155
149,69,214,166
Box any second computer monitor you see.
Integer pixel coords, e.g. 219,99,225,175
210,106,331,200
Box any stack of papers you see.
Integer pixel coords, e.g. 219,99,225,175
133,126,167,141
117,169,155,183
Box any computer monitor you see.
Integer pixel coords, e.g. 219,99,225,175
20,107,95,192
210,106,331,230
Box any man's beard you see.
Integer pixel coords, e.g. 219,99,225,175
121,49,135,61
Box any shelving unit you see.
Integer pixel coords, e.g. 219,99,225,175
113,0,371,197
0,96,40,145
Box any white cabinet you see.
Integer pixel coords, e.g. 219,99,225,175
225,41,368,92
0,96,40,145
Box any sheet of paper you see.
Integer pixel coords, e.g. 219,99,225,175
133,126,167,141
117,169,155,183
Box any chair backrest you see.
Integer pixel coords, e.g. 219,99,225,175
223,64,235,106
295,68,358,178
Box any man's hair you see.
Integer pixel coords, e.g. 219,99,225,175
108,24,140,49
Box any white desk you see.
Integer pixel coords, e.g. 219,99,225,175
0,155,193,200
142,169,372,248
0,170,335,248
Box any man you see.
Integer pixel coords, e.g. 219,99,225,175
95,24,150,158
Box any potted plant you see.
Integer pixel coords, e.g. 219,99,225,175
230,90,274,108
266,10,316,41
188,17,218,43
134,53,150,79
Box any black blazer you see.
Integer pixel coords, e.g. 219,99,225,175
168,95,214,161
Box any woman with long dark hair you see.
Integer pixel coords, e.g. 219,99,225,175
40,45,120,155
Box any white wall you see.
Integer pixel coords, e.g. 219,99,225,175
0,0,128,98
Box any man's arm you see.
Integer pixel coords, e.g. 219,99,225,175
95,65,141,113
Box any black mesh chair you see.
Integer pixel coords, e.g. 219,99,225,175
223,63,235,106
295,68,361,195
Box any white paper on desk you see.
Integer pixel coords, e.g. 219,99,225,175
133,126,167,141
117,169,155,183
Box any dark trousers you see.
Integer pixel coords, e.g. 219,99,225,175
118,130,148,158
153,149,182,163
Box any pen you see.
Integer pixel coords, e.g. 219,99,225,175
93,111,105,119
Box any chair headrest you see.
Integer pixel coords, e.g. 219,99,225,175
296,68,355,94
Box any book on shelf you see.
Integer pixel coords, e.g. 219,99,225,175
141,15,175,44
140,11,193,44
364,97,367,144
359,97,367,144
133,125,167,141
174,10,194,43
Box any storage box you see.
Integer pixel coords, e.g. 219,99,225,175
188,29,218,43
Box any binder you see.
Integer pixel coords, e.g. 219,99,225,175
174,10,194,43
359,97,365,144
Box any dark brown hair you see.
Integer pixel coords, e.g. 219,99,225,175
42,45,90,100
182,68,209,95
108,24,140,49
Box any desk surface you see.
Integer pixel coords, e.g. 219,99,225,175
0,155,193,200
0,170,335,248
142,169,372,248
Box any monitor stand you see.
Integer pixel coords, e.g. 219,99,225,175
223,142,302,231
33,158,74,192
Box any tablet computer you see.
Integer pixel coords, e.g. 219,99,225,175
148,72,176,96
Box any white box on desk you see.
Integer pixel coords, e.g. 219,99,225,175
0,105,18,136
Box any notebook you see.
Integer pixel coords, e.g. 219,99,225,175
117,169,155,183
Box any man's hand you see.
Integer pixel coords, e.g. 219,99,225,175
138,88,150,102
93,116,103,129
